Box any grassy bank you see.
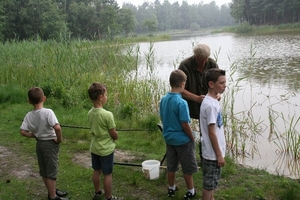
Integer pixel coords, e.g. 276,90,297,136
1,38,300,199
1,101,300,200
218,22,300,35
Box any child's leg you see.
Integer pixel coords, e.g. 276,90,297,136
202,189,214,200
167,171,176,186
183,174,194,190
202,158,220,200
43,177,56,199
93,169,102,193
103,173,113,199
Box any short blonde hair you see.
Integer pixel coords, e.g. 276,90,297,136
193,43,210,59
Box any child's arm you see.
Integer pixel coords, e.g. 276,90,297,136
109,128,118,141
53,124,62,143
208,124,225,167
181,122,195,142
20,130,36,138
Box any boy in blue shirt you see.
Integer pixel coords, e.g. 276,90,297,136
160,70,198,199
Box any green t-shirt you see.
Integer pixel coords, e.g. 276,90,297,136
88,107,116,156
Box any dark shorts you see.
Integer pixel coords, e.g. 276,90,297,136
166,140,198,174
91,152,114,175
36,140,60,180
202,158,221,190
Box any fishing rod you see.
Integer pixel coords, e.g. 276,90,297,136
60,124,149,132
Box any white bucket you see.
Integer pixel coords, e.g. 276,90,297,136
142,160,160,180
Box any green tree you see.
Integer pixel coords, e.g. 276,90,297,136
230,0,247,24
93,0,120,39
1,0,66,40
143,18,158,32
135,2,156,33
67,2,95,39
118,8,135,36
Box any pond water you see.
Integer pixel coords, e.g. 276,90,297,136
136,32,300,179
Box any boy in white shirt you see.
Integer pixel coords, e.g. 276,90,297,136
199,68,226,200
20,87,69,200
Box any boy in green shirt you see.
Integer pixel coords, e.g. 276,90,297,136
88,82,123,200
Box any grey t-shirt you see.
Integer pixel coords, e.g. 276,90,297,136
20,108,59,140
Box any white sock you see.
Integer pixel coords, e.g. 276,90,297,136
188,188,195,195
169,185,176,190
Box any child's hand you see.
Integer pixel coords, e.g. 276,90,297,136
54,138,61,144
217,155,225,167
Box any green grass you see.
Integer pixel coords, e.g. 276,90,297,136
1,101,300,200
219,22,300,35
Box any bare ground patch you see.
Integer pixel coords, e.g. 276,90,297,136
1,145,142,179
0,146,39,180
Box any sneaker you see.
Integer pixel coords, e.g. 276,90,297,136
184,191,196,199
105,195,124,200
48,196,70,200
56,189,68,197
92,191,102,200
167,186,178,197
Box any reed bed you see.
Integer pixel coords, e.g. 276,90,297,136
0,39,167,129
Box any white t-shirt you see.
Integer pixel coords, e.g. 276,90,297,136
20,108,59,140
200,95,226,160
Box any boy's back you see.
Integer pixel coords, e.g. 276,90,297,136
21,108,59,140
20,87,69,200
159,70,198,199
159,92,191,146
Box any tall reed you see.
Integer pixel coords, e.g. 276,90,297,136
222,45,265,158
268,108,300,159
0,39,164,129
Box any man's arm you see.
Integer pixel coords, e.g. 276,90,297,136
208,124,225,167
181,89,205,104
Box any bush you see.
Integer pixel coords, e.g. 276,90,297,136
235,22,254,33
0,84,27,104
189,22,200,31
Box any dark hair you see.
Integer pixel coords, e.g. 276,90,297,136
169,69,187,88
205,68,226,87
28,87,44,105
88,82,106,101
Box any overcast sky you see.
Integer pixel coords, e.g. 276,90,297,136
116,0,232,7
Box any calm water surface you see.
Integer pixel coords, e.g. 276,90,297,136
136,33,300,178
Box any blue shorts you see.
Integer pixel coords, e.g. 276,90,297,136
202,158,221,190
91,152,114,175
166,140,198,174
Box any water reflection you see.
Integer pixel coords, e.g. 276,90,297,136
274,152,300,178
135,32,300,178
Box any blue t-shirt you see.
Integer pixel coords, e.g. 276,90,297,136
159,92,191,146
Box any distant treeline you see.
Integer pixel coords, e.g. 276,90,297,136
1,0,298,42
230,0,300,25
0,0,234,41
